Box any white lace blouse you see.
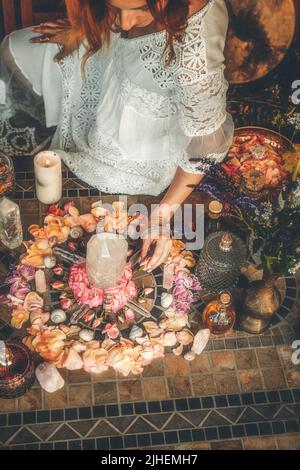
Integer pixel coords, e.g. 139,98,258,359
0,0,234,196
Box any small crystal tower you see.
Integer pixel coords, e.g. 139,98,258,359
195,231,247,294
86,233,128,290
0,197,23,249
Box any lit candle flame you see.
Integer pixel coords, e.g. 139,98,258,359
45,159,51,168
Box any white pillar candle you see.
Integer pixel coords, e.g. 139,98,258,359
34,151,62,204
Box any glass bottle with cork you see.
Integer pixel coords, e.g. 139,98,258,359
205,200,224,236
202,291,236,335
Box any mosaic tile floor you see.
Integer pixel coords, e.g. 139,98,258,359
0,157,300,450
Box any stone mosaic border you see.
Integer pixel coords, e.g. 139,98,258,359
1,388,299,450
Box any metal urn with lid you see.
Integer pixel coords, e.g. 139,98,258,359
195,231,247,294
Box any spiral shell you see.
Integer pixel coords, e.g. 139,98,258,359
51,309,67,324
70,226,84,239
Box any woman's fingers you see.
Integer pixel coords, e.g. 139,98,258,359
32,20,70,30
30,35,52,43
31,26,66,35
141,238,152,265
147,239,172,272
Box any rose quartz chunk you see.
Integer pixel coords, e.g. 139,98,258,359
35,362,65,393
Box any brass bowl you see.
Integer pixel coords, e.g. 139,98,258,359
239,315,270,335
225,0,298,85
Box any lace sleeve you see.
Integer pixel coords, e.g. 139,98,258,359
174,68,234,174
172,0,234,175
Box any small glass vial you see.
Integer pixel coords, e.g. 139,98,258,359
205,200,223,236
202,291,236,335
0,197,23,249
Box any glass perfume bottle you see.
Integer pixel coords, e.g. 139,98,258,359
202,291,236,335
0,197,23,249
205,200,224,236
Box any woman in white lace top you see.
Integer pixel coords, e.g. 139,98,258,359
0,0,234,270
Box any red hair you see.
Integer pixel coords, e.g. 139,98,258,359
56,0,192,66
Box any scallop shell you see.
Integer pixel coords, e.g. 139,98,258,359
24,292,44,312
79,329,95,342
161,293,174,309
176,329,194,346
163,332,177,347
51,309,67,324
184,351,196,362
30,311,50,327
68,206,80,217
129,325,144,342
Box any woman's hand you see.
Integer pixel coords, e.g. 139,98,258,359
30,19,71,44
141,227,173,273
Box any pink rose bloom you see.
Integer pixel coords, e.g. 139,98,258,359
125,309,135,321
69,263,104,309
18,265,36,281
105,264,138,313
10,281,31,300
60,298,74,310
102,323,120,340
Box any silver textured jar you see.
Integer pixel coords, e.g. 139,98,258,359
195,231,247,294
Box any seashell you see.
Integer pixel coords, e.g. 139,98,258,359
30,310,50,327
176,329,194,346
163,331,177,347
164,309,176,319
70,226,84,239
91,206,109,218
79,329,95,342
68,205,80,217
129,325,144,342
63,215,81,228
184,351,196,362
44,255,57,269
48,236,58,248
91,200,103,209
172,344,184,356
51,309,67,324
80,214,97,233
161,293,174,309
191,329,210,355
184,257,196,268
135,336,149,345
59,325,81,337
24,292,44,312
143,321,164,338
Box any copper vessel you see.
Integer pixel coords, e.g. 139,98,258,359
240,276,282,334
0,340,35,399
